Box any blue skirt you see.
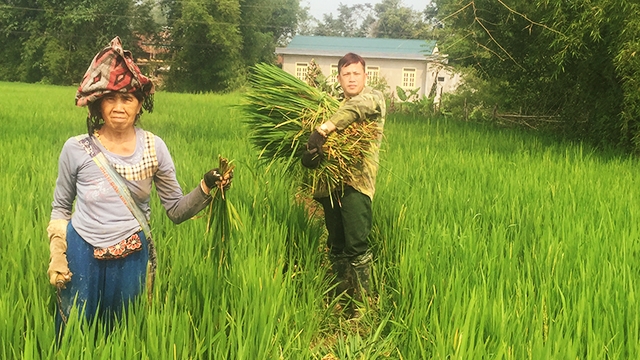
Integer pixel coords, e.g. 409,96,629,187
56,221,149,336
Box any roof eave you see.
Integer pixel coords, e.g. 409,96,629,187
275,48,439,61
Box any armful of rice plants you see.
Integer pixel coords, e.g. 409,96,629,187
242,63,381,196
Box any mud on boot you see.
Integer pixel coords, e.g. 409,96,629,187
329,255,353,299
350,251,373,304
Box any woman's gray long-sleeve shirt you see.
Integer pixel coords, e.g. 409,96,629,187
50,128,211,249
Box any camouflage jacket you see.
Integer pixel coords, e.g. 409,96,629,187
315,86,386,200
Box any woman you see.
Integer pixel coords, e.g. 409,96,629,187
46,37,231,336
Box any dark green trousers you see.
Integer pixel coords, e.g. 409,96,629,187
316,186,372,259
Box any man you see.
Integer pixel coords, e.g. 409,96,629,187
301,52,386,304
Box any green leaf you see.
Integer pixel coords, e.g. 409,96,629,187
396,86,408,101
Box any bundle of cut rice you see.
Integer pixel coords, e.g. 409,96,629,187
206,155,241,270
242,63,381,195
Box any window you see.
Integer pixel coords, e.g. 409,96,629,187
328,64,339,84
402,68,416,88
295,62,308,81
437,76,445,82
366,66,380,85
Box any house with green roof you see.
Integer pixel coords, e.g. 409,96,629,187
275,35,460,101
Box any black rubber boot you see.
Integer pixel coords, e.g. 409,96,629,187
350,251,373,303
330,256,353,299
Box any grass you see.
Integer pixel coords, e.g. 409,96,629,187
1,81,639,359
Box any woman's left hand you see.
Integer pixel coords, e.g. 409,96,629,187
204,168,233,194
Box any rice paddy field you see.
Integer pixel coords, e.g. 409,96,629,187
2,81,640,359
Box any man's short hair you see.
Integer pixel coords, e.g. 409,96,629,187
338,53,366,73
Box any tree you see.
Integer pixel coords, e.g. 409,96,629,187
167,0,244,92
295,4,316,36
435,0,640,151
371,0,426,39
239,0,299,66
0,0,159,84
314,3,375,37
616,8,640,149
164,0,300,92
40,0,137,84
2,0,301,92
0,0,41,82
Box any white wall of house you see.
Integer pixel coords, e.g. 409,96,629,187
280,54,459,101
424,62,462,104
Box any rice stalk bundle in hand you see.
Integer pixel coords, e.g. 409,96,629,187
242,63,381,195
206,155,242,271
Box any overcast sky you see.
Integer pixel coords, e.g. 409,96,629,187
303,0,429,21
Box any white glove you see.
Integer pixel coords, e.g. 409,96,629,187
47,219,72,287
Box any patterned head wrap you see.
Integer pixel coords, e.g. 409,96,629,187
75,36,154,112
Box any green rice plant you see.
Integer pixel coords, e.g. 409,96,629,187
4,81,640,359
372,116,640,358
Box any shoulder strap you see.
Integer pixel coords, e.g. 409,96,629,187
76,135,152,239
77,134,158,303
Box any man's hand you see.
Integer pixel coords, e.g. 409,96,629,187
302,147,322,168
307,130,326,153
301,130,327,169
